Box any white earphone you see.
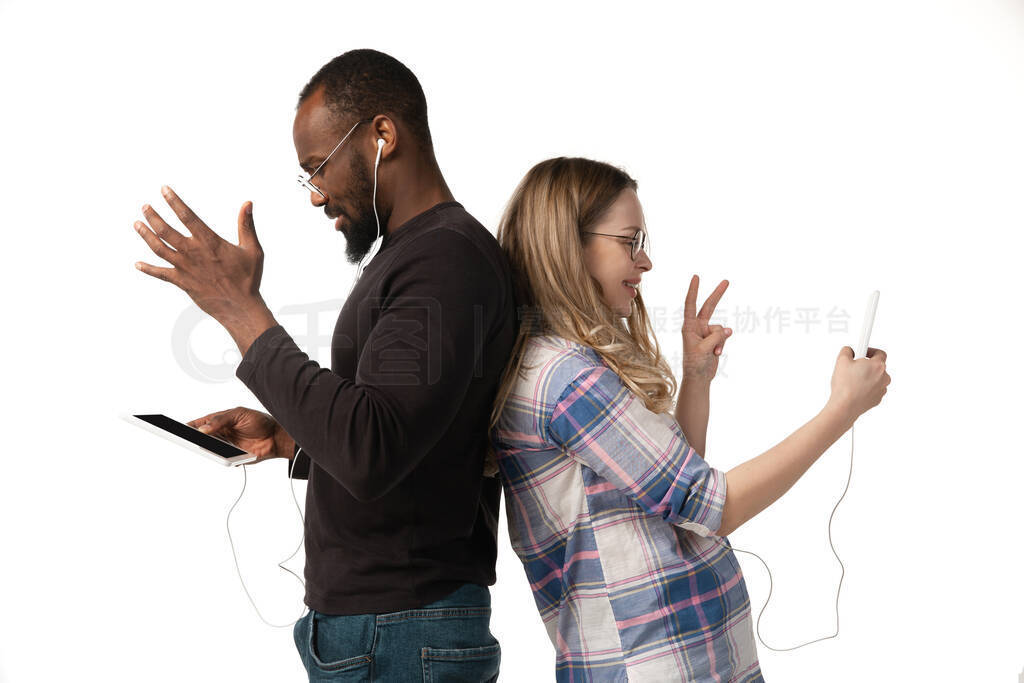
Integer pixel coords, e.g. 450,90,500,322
228,137,391,628
704,424,856,652
353,138,387,280
226,450,308,628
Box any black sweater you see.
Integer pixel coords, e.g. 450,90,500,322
235,201,517,615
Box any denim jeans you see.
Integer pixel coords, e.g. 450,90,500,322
292,583,500,682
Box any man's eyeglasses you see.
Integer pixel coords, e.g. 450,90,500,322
296,117,375,200
582,229,649,260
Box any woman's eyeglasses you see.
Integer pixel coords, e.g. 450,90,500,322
582,229,649,260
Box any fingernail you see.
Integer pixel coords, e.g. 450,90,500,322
161,185,171,197
725,329,732,336
198,425,211,433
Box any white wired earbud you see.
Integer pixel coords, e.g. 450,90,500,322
704,423,856,652
226,451,309,628
227,140,389,625
231,139,386,625
355,138,387,280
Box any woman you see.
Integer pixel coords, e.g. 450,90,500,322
488,157,889,682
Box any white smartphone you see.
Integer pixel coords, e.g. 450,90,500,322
854,290,880,359
120,413,258,467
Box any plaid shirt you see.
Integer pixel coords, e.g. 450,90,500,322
492,335,763,682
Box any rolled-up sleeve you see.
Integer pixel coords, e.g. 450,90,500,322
545,362,727,537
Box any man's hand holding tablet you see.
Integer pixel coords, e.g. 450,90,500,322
186,407,297,465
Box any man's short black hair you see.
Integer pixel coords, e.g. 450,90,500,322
298,49,432,150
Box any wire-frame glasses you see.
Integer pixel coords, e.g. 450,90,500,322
582,228,649,260
296,117,375,200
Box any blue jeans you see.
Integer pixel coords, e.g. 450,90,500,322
292,583,500,682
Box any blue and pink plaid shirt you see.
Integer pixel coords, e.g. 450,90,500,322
492,335,764,682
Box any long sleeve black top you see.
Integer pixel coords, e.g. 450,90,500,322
235,200,517,615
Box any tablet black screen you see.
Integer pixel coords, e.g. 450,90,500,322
133,414,248,458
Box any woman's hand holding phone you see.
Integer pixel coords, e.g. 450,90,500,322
826,346,891,422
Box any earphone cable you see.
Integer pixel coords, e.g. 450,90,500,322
225,449,309,628
354,139,385,284
706,422,854,651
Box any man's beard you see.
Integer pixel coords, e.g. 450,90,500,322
337,153,389,265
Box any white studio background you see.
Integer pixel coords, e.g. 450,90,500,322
1,0,1021,681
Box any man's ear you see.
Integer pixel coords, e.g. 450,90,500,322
370,114,398,159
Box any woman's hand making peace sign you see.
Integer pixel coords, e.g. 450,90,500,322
681,274,733,384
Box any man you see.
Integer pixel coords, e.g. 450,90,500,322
133,49,516,681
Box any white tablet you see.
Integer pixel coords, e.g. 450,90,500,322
120,413,258,467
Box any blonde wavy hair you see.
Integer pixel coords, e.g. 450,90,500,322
485,157,678,474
